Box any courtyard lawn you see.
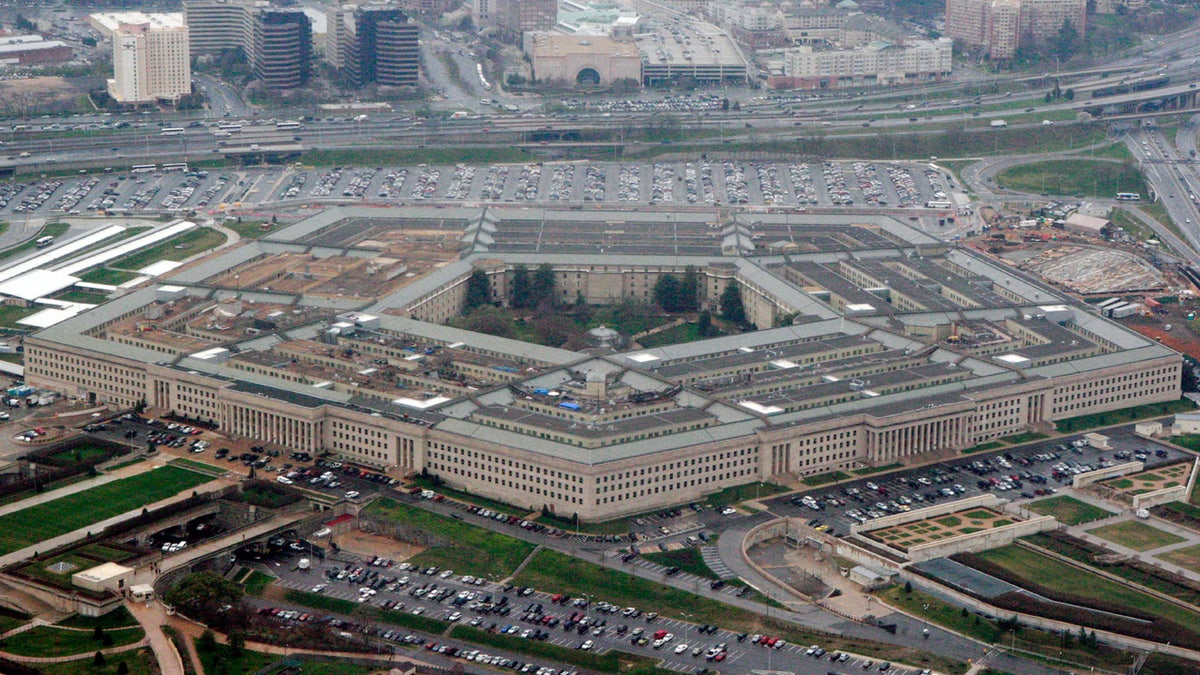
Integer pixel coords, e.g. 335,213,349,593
1026,495,1115,526
1158,543,1200,575
110,227,227,272
975,545,1200,628
37,648,158,675
364,497,535,578
1088,520,1186,552
1,625,145,657
0,465,213,555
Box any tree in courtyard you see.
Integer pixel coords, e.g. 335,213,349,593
509,265,532,309
227,631,245,657
680,266,701,312
697,310,716,338
164,572,243,623
463,269,492,313
532,263,556,308
719,282,748,327
653,274,685,313
197,629,218,653
93,652,106,667
117,662,129,675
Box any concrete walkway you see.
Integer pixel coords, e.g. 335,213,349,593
126,599,185,675
1070,511,1200,583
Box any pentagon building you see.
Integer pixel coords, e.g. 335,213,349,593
25,207,1180,520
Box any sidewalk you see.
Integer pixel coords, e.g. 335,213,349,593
126,599,185,675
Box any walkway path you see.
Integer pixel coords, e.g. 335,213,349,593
126,599,185,675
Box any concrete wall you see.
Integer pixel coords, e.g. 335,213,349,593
849,493,1001,536
1132,485,1187,510
905,514,1057,562
1072,461,1143,488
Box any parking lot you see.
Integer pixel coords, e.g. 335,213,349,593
0,159,960,219
263,551,934,675
769,426,1192,538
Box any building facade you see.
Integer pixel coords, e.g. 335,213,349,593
493,0,559,40
0,35,72,65
946,0,1085,59
24,207,1183,522
183,0,312,88
105,16,191,104
332,6,419,87
782,38,952,88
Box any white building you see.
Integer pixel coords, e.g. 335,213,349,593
92,12,191,105
783,37,951,88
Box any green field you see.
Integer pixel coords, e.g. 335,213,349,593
78,267,140,286
195,641,276,675
801,470,850,486
0,606,29,633
364,498,536,578
0,465,212,555
242,570,275,596
1088,521,1186,552
1026,496,1115,526
54,290,111,305
1158,543,1200,575
110,227,227,272
852,463,903,476
999,431,1048,445
37,648,158,675
975,545,1200,628
703,481,788,507
995,159,1146,197
643,547,721,580
45,444,112,465
58,606,138,630
1,625,145,657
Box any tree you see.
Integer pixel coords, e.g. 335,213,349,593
197,629,218,653
904,580,913,594
93,652,106,667
1064,88,1075,101
456,305,516,339
228,631,245,657
719,282,747,327
93,625,104,641
1053,19,1079,62
680,266,700,312
164,572,244,622
510,264,532,309
532,263,556,308
653,274,684,312
697,310,716,337
117,662,130,675
463,269,492,312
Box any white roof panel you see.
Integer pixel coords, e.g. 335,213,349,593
0,269,79,301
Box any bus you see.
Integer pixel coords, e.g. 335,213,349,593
131,164,157,174
159,127,185,136
218,123,243,133
926,200,953,209
161,163,188,172
1116,192,1141,201
276,120,300,130
35,236,54,249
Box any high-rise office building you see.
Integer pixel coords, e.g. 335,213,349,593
331,5,419,87
91,13,192,104
183,0,312,89
945,0,1085,59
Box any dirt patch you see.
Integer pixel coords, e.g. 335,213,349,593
335,529,425,561
0,76,92,117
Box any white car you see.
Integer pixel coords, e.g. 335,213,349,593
674,643,689,654
448,612,462,621
311,584,326,593
345,491,360,499
579,640,593,651
721,507,737,515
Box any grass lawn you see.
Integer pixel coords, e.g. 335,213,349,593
195,642,275,675
58,606,138,630
999,431,1048,445
169,457,227,476
0,606,29,633
45,444,112,465
1088,521,1185,552
0,465,212,555
637,322,728,348
408,475,528,515
365,497,536,578
53,290,111,305
1055,398,1195,434
975,545,1200,628
2,625,144,657
78,267,140,286
643,547,721,580
0,304,39,329
242,570,274,596
801,470,850,486
110,227,227,272
37,648,158,675
224,220,276,240
0,222,69,263
994,159,1146,197
853,463,903,476
1026,495,1115,526
963,441,1004,454
704,481,789,507
1158,543,1200,575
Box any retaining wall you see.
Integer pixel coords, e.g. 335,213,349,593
1072,461,1142,488
849,493,1001,536
905,514,1057,562
1132,484,1188,510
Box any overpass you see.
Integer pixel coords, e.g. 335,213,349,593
1077,80,1200,116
